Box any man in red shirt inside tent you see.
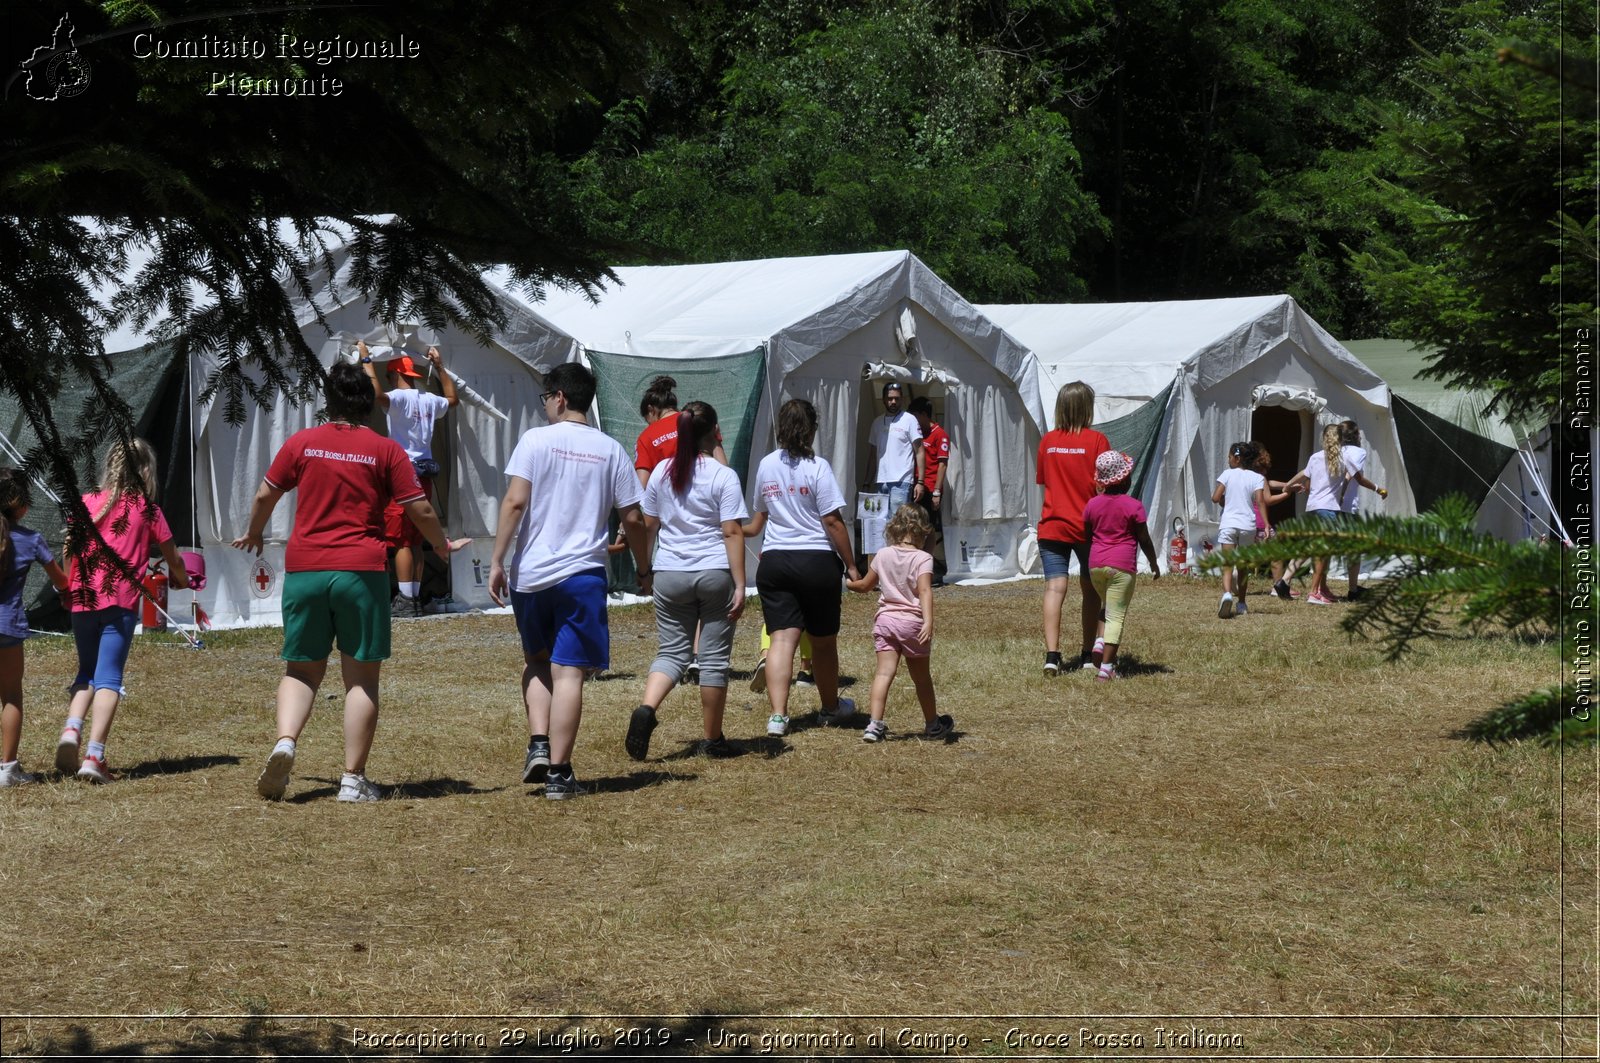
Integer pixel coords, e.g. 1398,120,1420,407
908,396,949,587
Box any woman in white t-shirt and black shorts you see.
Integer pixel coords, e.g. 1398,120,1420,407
742,399,863,738
626,402,749,760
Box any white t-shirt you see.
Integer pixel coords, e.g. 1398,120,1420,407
386,387,450,463
503,420,642,592
752,449,847,552
1216,467,1266,530
1338,445,1367,513
868,410,920,484
641,457,749,572
1302,448,1354,512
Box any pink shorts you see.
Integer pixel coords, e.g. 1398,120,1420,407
873,610,930,658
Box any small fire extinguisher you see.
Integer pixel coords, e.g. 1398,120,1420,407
1168,517,1188,574
141,563,169,632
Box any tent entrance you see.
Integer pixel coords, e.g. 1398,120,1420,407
1251,404,1306,525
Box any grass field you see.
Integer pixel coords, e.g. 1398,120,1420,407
0,575,1590,1059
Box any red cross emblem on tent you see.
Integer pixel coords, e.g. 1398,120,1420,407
249,558,276,599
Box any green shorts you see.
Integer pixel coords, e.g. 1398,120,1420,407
280,570,391,662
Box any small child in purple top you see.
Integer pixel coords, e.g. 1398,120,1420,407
0,469,70,787
845,505,953,743
1081,451,1161,682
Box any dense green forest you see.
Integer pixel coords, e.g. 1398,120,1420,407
2,0,1592,460
566,0,1593,422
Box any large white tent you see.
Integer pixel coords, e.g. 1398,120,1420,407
519,251,1049,579
68,228,581,627
979,296,1417,566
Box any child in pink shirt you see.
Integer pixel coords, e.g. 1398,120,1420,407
1081,451,1161,681
56,439,189,783
845,505,953,742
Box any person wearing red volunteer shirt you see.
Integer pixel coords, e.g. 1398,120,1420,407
1036,381,1109,677
235,361,453,804
907,396,949,587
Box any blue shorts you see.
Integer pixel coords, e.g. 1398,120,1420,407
71,607,138,692
1308,509,1342,523
510,569,610,669
1040,539,1090,580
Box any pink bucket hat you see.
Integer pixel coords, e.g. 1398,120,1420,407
1093,450,1134,487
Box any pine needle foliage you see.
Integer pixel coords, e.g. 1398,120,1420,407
1202,495,1560,663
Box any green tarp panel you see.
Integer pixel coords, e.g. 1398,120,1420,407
0,343,193,631
1392,392,1516,513
586,346,767,593
1094,382,1173,503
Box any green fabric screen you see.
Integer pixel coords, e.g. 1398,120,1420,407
1094,382,1173,503
0,343,193,630
1392,392,1516,513
586,346,767,592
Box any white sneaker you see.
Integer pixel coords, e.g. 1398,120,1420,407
1218,593,1235,619
76,755,110,784
823,697,856,724
337,773,381,803
748,658,768,693
256,745,294,801
862,720,888,743
766,713,790,737
0,761,39,786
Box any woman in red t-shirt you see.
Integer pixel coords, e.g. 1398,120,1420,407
1035,381,1109,676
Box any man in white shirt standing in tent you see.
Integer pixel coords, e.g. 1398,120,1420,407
488,362,650,800
361,340,458,617
865,381,926,511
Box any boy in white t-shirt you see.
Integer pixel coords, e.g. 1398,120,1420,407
1212,441,1268,619
488,363,650,799
360,340,458,616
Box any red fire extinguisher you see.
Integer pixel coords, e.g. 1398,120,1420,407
1168,518,1188,574
142,564,169,632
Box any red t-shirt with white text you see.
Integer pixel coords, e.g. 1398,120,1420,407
921,423,950,492
264,423,424,572
1036,427,1110,543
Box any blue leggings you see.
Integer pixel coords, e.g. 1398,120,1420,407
71,607,138,692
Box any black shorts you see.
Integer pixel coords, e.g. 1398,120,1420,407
757,550,845,637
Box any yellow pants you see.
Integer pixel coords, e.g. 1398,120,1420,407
760,628,813,658
1090,567,1137,646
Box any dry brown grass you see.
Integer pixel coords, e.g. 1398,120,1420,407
0,575,1590,1058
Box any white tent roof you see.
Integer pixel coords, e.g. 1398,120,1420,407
980,295,1389,416
516,250,1046,430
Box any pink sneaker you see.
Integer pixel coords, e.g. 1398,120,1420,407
1095,667,1120,682
76,754,110,784
1306,592,1336,605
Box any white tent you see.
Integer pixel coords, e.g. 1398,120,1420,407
978,296,1417,567
91,228,581,626
518,251,1048,579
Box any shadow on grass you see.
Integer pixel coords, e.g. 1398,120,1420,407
589,670,637,682
1107,654,1170,679
282,776,499,803
120,753,241,779
657,735,791,761
18,1012,752,1057
521,769,684,797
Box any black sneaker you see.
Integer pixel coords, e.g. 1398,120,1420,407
544,770,588,801
1273,579,1293,601
923,714,955,739
625,705,657,761
1043,651,1062,676
794,670,815,687
698,735,740,758
1346,585,1369,601
390,594,419,619
683,660,700,686
522,737,551,783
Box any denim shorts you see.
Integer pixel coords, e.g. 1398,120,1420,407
1039,539,1090,580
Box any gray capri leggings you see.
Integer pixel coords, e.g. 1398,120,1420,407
650,568,738,688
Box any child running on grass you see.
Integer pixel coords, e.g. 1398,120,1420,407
1082,451,1161,681
0,469,70,787
56,439,190,783
1211,441,1267,618
845,504,953,743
